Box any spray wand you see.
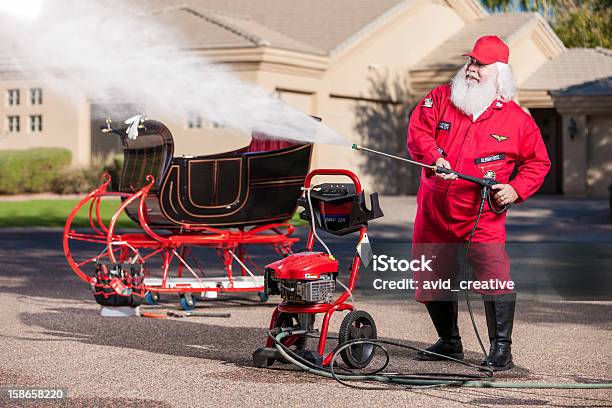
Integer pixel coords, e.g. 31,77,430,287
352,144,497,188
351,144,507,213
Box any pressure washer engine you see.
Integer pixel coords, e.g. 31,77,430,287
253,169,383,369
265,183,361,304
265,251,338,304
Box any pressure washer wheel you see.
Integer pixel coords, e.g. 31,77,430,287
338,310,377,369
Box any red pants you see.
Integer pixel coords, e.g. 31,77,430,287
412,184,513,302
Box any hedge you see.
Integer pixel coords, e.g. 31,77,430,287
50,154,123,194
0,148,72,194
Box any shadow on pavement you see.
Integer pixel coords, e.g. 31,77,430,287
515,301,612,328
14,306,525,380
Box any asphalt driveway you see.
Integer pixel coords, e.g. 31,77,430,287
0,196,611,407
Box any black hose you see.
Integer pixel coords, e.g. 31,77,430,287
271,330,612,389
486,187,509,214
267,330,492,390
463,191,491,363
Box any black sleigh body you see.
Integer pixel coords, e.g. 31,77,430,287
116,120,313,229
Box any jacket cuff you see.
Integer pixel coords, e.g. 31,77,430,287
509,179,528,203
425,149,443,167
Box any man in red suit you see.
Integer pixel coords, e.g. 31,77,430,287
407,36,550,370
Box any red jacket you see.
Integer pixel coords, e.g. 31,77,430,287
407,84,550,205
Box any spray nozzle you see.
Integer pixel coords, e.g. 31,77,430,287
352,144,361,150
101,118,113,133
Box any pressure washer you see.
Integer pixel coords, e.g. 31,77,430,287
253,146,612,390
253,169,383,368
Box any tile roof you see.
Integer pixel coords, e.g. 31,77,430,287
521,48,612,91
150,6,326,54
413,13,537,69
141,0,412,54
149,7,257,49
551,76,612,97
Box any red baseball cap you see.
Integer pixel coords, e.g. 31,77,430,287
463,35,509,65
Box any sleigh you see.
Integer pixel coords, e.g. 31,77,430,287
63,119,312,309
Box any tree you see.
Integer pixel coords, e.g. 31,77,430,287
552,0,611,48
481,0,611,48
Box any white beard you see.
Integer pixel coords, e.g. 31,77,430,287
450,69,497,117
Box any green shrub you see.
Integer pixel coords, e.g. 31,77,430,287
0,149,125,195
50,166,99,194
0,148,72,194
103,153,124,191
50,153,124,194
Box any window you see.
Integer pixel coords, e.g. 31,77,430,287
7,116,20,132
30,115,42,132
30,88,42,105
7,89,20,106
187,112,202,129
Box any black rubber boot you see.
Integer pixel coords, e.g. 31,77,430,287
482,293,516,371
417,301,464,361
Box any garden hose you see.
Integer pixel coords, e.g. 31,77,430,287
271,331,612,389
463,189,492,363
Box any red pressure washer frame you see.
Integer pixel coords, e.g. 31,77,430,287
63,174,298,298
264,169,367,366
